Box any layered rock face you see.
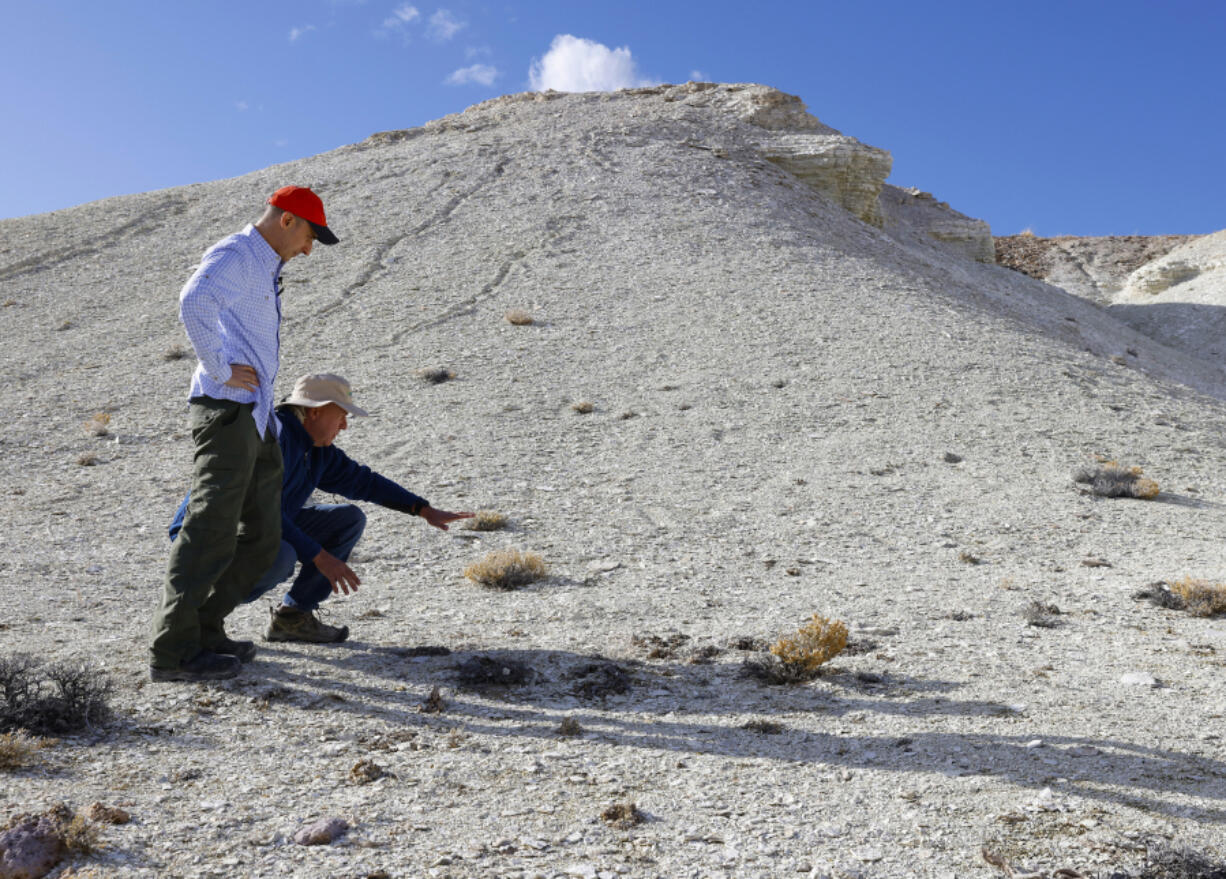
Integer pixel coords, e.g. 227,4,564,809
880,185,995,263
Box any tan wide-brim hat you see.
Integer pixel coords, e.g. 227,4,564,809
283,373,370,417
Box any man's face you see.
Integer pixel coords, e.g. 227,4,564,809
304,403,348,447
280,213,316,260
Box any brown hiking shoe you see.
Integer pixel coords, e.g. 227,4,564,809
264,605,349,643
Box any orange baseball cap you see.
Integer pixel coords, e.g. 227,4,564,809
267,185,339,245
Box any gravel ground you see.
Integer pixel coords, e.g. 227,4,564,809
1,83,1225,878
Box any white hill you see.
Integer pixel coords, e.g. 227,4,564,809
2,83,1225,877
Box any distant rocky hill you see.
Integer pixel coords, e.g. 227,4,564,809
995,230,1226,370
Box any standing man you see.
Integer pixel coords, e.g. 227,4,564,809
150,186,340,683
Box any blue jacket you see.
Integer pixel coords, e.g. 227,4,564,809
169,406,428,563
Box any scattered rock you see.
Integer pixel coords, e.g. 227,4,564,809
0,813,65,879
82,803,129,825
454,656,534,687
1120,672,1160,688
569,661,631,700
419,685,445,713
293,817,349,846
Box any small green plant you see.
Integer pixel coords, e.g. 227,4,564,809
463,550,547,590
1170,577,1226,617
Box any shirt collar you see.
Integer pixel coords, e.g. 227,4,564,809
243,223,284,276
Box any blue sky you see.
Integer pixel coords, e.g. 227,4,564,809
2,1,1222,235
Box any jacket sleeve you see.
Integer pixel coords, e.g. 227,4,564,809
282,515,322,564
318,448,429,515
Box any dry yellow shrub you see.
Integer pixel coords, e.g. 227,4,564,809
463,549,547,590
0,731,44,770
1171,577,1226,617
505,309,534,325
770,614,848,674
466,510,508,531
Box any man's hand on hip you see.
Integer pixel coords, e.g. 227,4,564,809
224,363,260,391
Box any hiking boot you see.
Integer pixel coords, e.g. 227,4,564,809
265,605,349,643
209,637,257,664
150,649,241,683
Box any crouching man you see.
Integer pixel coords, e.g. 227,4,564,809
171,373,472,645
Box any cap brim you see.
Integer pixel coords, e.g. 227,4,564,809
308,221,339,246
283,396,368,416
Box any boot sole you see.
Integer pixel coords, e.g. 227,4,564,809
150,665,240,682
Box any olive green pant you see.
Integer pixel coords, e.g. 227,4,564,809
150,398,283,669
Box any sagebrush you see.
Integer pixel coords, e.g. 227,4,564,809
0,730,45,770
465,510,508,531
0,654,113,734
1073,460,1160,499
1170,577,1226,617
746,614,848,684
463,550,547,590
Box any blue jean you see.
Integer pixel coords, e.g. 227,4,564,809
243,504,366,612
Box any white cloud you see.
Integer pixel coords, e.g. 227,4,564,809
465,45,492,59
528,35,656,92
378,4,419,36
689,69,708,82
446,63,498,86
235,101,250,112
427,9,465,41
289,25,317,42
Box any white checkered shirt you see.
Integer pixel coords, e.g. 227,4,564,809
179,224,283,437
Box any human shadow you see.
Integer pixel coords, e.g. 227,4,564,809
187,642,1226,824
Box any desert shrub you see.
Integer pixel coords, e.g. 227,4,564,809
0,730,45,770
1022,601,1062,628
746,614,848,684
464,510,508,531
600,802,645,829
76,452,99,467
557,717,582,737
163,344,189,361
505,309,534,325
416,366,455,384
1169,577,1226,617
1134,582,1187,611
83,413,110,436
571,401,595,414
1073,460,1160,499
463,549,546,590
0,654,113,735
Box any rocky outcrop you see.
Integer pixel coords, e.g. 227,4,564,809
759,134,893,227
994,233,1194,304
881,185,995,263
1119,229,1226,300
